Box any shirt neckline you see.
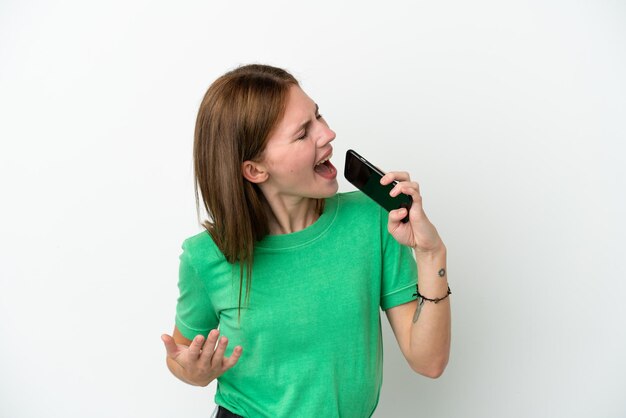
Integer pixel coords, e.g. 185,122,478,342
255,195,339,251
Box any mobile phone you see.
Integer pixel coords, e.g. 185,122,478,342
344,149,412,223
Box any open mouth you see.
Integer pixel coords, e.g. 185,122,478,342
314,154,337,179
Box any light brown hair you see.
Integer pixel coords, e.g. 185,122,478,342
193,64,324,319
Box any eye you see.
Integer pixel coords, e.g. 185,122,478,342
296,113,324,140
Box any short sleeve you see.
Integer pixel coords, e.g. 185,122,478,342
175,238,219,340
379,207,419,310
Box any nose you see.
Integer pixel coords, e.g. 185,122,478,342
317,123,336,147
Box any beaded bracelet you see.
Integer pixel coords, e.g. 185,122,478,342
413,285,451,305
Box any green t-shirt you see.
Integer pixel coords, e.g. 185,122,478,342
175,191,418,418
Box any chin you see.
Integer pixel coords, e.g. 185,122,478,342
321,181,339,198
308,184,338,200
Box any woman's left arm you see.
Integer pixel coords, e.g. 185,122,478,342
381,171,451,378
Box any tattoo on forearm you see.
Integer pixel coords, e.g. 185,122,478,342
412,299,423,323
412,268,447,324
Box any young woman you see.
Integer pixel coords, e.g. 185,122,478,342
161,64,451,418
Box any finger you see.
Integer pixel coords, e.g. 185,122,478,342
200,329,220,361
211,336,229,369
387,210,408,237
389,181,419,198
188,334,205,359
395,184,423,207
388,207,409,224
161,334,180,358
380,171,411,185
222,346,244,371
389,181,412,197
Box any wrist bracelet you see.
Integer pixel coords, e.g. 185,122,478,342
413,285,451,305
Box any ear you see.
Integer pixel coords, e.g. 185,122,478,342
242,160,269,184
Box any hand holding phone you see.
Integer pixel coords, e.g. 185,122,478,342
344,149,412,223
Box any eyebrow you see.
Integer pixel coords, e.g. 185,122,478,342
292,104,319,136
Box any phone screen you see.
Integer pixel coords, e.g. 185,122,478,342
344,149,412,222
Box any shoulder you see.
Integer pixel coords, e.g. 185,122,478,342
334,190,381,217
179,229,227,269
331,191,383,230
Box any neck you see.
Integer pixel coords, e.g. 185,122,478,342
263,195,321,235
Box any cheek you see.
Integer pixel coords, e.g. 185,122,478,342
272,162,296,177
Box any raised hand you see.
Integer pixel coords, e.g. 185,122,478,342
380,171,444,255
161,329,243,387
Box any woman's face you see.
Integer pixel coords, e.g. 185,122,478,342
252,85,339,202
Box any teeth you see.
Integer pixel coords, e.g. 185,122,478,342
315,153,332,166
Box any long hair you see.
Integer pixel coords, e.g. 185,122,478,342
193,64,324,320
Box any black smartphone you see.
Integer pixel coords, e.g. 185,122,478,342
344,149,412,223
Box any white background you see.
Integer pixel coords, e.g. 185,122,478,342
1,1,625,417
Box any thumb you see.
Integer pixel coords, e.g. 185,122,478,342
161,334,182,358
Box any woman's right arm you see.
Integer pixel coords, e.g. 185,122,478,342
161,326,243,387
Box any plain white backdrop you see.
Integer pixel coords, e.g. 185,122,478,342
1,1,625,417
